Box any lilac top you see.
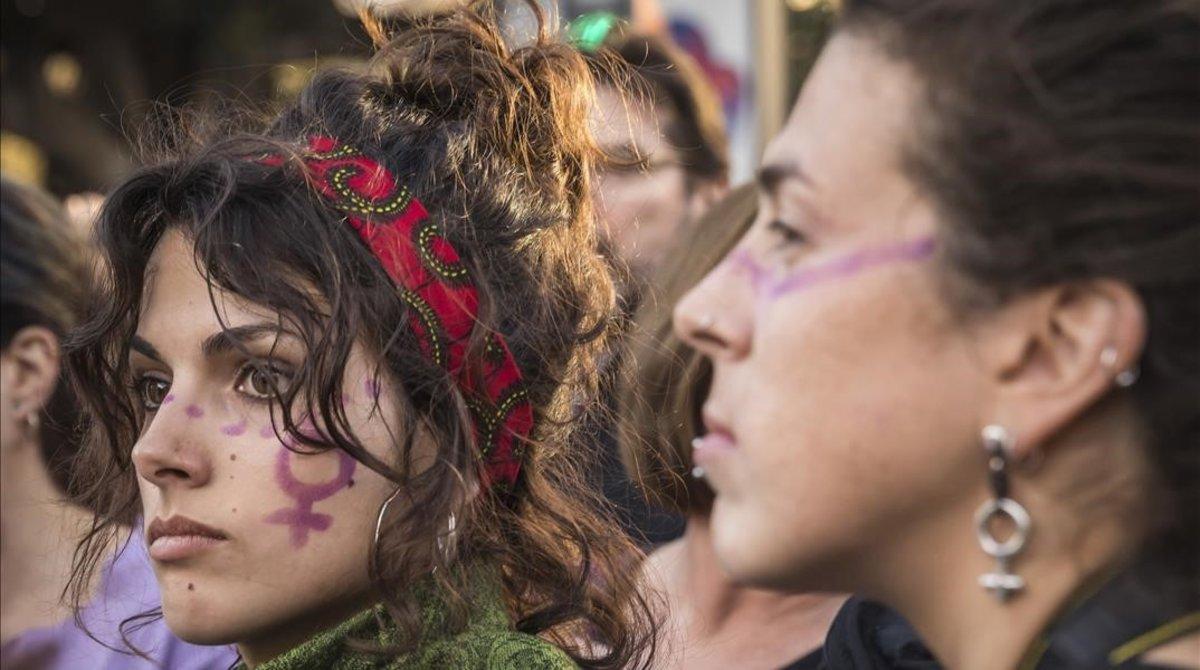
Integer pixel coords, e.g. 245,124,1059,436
1,531,238,669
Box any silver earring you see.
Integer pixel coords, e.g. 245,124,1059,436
436,512,458,562
1100,345,1140,388
1115,366,1140,388
375,489,458,568
373,487,402,554
974,424,1032,603
690,438,706,479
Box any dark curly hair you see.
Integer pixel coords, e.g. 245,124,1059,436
65,3,658,667
840,0,1199,590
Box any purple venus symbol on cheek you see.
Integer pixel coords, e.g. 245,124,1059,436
264,436,358,548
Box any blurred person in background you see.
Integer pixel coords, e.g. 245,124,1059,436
581,25,732,548
587,29,730,300
0,176,236,669
621,184,844,669
675,0,1200,667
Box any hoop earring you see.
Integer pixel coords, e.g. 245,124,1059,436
373,487,402,557
436,513,458,563
974,424,1032,603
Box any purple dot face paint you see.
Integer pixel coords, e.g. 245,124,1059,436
264,447,357,548
220,419,248,437
185,404,204,419
364,379,381,401
259,425,276,440
727,236,936,302
162,394,176,405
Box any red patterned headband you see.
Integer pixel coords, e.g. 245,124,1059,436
264,135,532,491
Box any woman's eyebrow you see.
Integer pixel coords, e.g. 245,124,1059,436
130,335,164,363
201,324,293,358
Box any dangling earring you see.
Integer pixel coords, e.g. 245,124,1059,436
974,424,1032,603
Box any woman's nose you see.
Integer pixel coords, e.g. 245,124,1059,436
674,258,753,361
131,400,214,490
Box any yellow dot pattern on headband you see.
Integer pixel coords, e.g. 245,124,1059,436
400,288,446,369
415,218,469,281
327,165,413,215
468,387,530,457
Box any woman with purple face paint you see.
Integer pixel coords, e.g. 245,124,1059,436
64,3,657,669
674,1,1199,668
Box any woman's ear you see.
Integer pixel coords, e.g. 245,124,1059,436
687,178,728,224
4,326,62,424
976,279,1146,459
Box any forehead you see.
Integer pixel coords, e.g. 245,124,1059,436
590,83,673,156
139,230,273,340
762,32,919,198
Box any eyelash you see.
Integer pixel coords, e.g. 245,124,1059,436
130,361,294,413
767,219,809,247
233,362,294,404
132,374,171,412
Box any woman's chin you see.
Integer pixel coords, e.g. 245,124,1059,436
161,598,242,646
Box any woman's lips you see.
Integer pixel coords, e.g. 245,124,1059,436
694,409,739,472
149,534,226,562
146,515,228,563
692,430,738,466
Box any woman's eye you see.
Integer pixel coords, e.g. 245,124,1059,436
767,219,809,246
136,376,171,411
235,364,292,400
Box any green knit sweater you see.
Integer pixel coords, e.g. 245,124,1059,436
238,572,577,670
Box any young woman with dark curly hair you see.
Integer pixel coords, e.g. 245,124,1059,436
65,3,657,668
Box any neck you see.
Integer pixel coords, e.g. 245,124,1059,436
870,414,1147,669
237,590,377,668
0,440,97,642
650,515,842,665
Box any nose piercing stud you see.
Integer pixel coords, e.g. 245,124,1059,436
696,314,716,330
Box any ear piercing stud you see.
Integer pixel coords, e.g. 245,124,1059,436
1100,345,1140,388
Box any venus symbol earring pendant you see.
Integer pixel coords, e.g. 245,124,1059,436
974,424,1032,603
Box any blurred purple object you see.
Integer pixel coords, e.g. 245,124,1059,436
669,18,742,121
1,529,237,669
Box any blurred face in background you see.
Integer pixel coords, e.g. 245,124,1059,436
591,84,703,281
675,33,989,593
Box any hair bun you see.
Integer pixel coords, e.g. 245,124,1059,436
363,2,600,225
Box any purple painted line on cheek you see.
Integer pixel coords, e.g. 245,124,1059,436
263,446,358,548
764,237,937,301
185,404,204,419
220,419,248,437
364,379,380,400
162,394,176,405
726,249,770,293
